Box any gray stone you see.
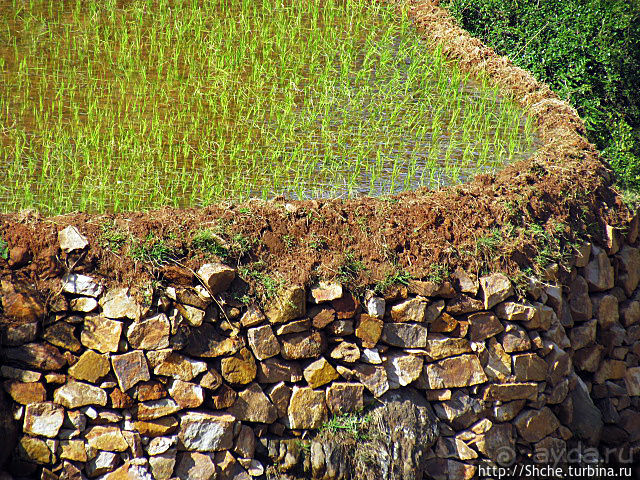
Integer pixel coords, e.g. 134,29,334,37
381,323,428,348
58,226,88,252
61,273,104,297
53,381,107,408
178,411,235,451
480,274,514,309
584,248,615,292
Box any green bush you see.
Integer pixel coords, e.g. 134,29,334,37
443,0,640,188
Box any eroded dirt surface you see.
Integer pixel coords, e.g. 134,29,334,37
0,0,632,300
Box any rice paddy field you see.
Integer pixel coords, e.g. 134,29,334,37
0,0,539,214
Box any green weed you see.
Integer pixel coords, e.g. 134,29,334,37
130,233,181,266
191,229,229,257
374,270,413,293
337,252,367,283
426,263,450,283
99,222,128,252
0,237,8,260
321,412,371,441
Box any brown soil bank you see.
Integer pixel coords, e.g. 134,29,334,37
0,0,633,297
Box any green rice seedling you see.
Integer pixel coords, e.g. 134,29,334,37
0,0,538,214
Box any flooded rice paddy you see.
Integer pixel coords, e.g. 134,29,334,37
0,0,539,214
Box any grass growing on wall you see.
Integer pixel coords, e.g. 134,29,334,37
0,0,537,214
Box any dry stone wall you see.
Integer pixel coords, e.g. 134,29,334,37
1,220,640,480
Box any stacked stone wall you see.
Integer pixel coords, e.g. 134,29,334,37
2,219,640,480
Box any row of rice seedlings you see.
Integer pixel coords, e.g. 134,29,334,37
0,0,538,214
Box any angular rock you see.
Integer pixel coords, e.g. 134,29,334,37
59,439,87,462
512,353,547,382
61,273,104,297
470,423,514,462
492,400,526,422
42,322,81,353
127,314,171,350
54,381,107,408
247,325,280,360
625,367,640,396
147,436,177,456
110,388,134,409
275,318,311,335
178,411,235,451
311,282,343,303
280,331,326,359
210,384,237,409
58,225,88,252
429,312,458,333
616,245,640,296
197,263,236,294
288,386,328,429
501,324,531,353
257,358,303,383
3,380,46,404
365,295,385,318
352,364,389,397
266,382,292,418
436,436,478,460
100,288,141,320
584,248,615,292
18,435,52,464
0,281,45,324
148,351,207,381
325,383,364,415
468,312,503,341
85,425,129,452
423,334,472,361
136,399,181,420
425,354,487,389
330,342,360,363
133,417,179,438
568,377,603,445
240,304,266,328
594,359,626,384
23,402,64,438
303,357,339,388
593,294,619,329
355,314,383,348
135,381,168,401
381,323,428,348
3,342,66,370
569,319,597,351
514,407,560,443
483,383,538,401
383,352,423,389
495,302,538,322
265,286,306,324
568,275,592,321
574,344,604,372
1,366,41,383
227,383,277,423
149,451,177,480
86,451,119,477
175,303,206,327
80,316,122,353
221,348,257,385
184,324,244,358
112,351,150,392
390,297,427,322
0,321,38,347
69,296,98,313
175,452,216,480
168,380,204,409
480,274,514,309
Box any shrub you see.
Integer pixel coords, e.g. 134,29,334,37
443,0,640,189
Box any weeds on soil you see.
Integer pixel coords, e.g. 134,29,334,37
0,0,537,214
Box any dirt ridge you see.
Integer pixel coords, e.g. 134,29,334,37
0,0,631,296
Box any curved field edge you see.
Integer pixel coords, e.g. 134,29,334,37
0,0,633,295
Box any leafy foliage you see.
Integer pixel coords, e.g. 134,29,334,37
444,0,640,188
